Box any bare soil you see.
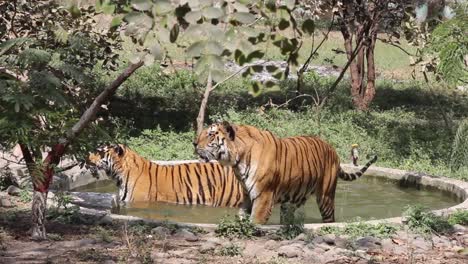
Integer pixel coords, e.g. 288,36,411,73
1,195,467,264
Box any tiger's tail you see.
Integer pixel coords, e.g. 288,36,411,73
339,155,378,181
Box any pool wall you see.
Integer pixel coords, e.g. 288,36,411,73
65,162,468,231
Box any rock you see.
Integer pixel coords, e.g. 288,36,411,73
323,234,336,245
433,235,452,248
0,196,13,208
205,237,222,245
174,229,198,242
98,214,113,225
335,236,350,249
170,248,192,257
264,239,278,250
321,247,350,263
412,237,432,252
277,244,303,258
199,242,217,254
151,252,169,262
6,185,21,196
354,249,370,260
452,245,464,252
102,260,116,264
355,236,382,250
151,226,171,238
312,235,324,245
453,224,466,233
294,233,306,241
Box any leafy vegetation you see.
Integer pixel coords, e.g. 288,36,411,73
47,191,81,224
215,214,258,239
318,221,398,239
218,243,243,257
403,205,452,235
448,209,468,226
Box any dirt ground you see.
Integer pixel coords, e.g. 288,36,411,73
1,194,467,264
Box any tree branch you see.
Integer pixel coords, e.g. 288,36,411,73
66,60,144,142
377,38,415,56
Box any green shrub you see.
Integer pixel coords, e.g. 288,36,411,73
403,205,452,235
448,209,468,226
47,191,81,224
318,221,398,239
218,243,242,257
127,128,195,161
215,214,258,239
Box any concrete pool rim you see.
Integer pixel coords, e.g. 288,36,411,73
71,164,468,231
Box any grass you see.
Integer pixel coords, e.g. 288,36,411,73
218,243,243,257
403,205,452,235
448,209,468,225
318,220,398,239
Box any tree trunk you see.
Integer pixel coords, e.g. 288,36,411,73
31,191,48,240
196,72,213,137
19,61,144,240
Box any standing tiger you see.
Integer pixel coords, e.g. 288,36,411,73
87,144,244,208
194,121,378,224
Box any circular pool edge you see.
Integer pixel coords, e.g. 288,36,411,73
75,164,468,231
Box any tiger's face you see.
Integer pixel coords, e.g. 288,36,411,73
194,122,236,166
86,144,125,178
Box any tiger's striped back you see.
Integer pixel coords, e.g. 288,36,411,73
87,144,244,207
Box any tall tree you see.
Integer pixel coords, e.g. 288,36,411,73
333,0,409,110
0,0,145,239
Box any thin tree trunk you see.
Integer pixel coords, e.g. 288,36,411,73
23,61,144,240
196,72,212,137
361,32,377,110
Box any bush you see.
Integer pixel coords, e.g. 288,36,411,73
215,214,258,239
448,209,468,226
218,243,242,257
403,205,452,235
318,220,398,239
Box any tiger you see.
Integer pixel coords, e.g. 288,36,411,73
194,121,378,224
86,143,244,208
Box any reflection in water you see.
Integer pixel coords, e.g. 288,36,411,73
76,177,461,225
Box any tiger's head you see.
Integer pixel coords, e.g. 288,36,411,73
194,121,238,166
86,144,126,180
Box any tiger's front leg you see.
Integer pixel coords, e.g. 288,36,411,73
238,194,252,220
280,202,298,225
250,192,274,224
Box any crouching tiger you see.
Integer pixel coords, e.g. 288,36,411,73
194,121,377,224
86,144,244,208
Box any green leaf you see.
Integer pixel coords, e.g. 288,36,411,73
249,81,262,97
302,19,315,35
149,44,163,61
131,0,152,11
233,2,249,13
170,24,179,43
205,40,224,56
187,41,205,57
246,50,264,62
232,12,256,24
203,7,224,19
102,1,115,14
284,0,295,10
266,65,278,72
0,38,29,56
110,15,124,29
278,19,290,30
154,0,173,16
251,65,263,73
144,53,155,66
185,11,202,24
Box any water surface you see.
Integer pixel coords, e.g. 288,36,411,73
75,176,461,224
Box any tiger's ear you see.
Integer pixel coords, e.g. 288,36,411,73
114,144,124,156
222,121,236,141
